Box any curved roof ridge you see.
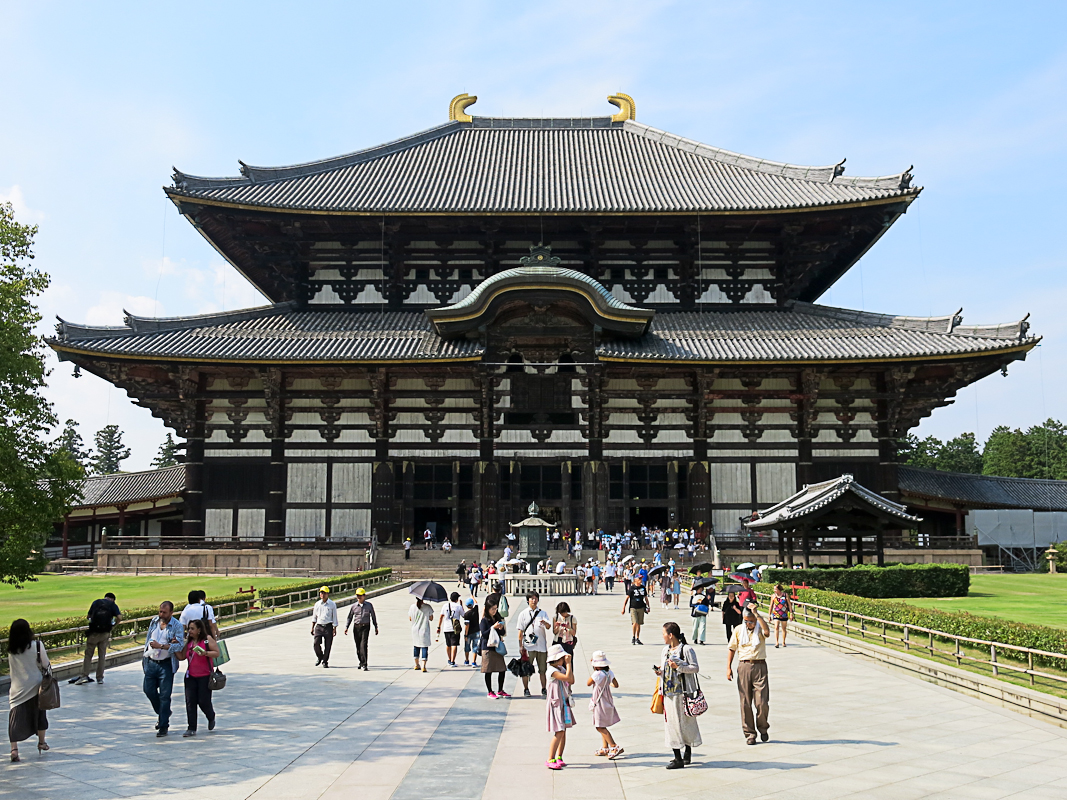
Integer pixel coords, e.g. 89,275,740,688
55,302,295,341
622,121,914,189
172,122,463,190
436,265,633,314
791,301,1033,340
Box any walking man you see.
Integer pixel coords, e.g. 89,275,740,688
179,589,218,638
143,601,183,736
72,591,121,685
622,574,650,645
436,592,466,667
726,607,771,745
514,591,551,697
404,538,412,560
311,587,339,668
343,587,378,670
603,561,616,592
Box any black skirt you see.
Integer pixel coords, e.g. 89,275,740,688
8,695,48,743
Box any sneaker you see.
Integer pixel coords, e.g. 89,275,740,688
524,688,532,697
208,719,216,731
68,676,82,684
636,639,643,645
631,637,636,645
182,729,196,738
541,687,547,697
547,760,563,770
761,731,769,742
555,759,567,767
315,658,322,667
73,676,91,686
156,728,169,738
497,691,511,698
487,692,498,699
323,662,329,668
96,677,104,684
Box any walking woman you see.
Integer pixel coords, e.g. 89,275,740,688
480,596,510,698
7,620,49,762
671,571,682,610
722,589,743,643
552,602,578,656
770,584,794,648
176,618,219,737
653,622,701,770
689,584,710,645
409,597,434,672
659,573,671,609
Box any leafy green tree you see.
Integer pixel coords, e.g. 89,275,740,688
0,202,82,585
937,432,983,474
55,419,91,473
151,433,182,469
91,424,131,475
982,425,1029,478
898,433,943,469
1025,419,1067,480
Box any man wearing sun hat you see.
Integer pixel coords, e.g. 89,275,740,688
311,587,339,668
344,587,378,670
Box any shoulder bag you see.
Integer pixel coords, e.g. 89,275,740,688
36,641,61,710
209,668,227,691
650,677,664,715
214,638,231,667
679,648,708,717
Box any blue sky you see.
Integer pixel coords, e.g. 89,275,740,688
3,1,1066,470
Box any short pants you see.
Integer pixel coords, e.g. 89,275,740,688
630,608,646,625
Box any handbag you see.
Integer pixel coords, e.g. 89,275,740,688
684,690,708,717
650,677,664,715
209,668,227,691
693,604,709,616
36,641,61,711
214,639,231,667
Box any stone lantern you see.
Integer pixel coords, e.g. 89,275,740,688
510,501,554,571
1046,546,1060,574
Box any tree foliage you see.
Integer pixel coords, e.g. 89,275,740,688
56,419,91,472
0,202,81,585
151,433,182,469
91,424,131,475
900,420,1067,480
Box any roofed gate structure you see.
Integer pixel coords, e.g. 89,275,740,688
48,94,1038,548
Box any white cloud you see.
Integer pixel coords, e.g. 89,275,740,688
0,185,45,224
84,291,160,326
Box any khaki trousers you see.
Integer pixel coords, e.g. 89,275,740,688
82,631,110,680
736,659,769,739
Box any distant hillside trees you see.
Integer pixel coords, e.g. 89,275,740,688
900,419,1067,480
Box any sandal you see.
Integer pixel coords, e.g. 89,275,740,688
594,747,610,756
10,746,19,763
608,746,625,760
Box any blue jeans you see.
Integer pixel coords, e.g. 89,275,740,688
413,646,428,659
143,657,175,730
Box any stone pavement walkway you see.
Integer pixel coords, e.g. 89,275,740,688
4,586,1067,800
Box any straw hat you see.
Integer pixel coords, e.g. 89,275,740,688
590,650,610,668
547,643,568,663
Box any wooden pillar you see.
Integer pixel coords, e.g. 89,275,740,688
668,461,679,528
561,462,572,533
955,507,964,538
777,528,786,567
785,534,794,568
372,461,394,544
856,533,864,565
689,461,711,542
117,504,127,539
876,529,885,567
845,534,853,567
402,462,415,542
801,531,811,569
183,431,205,539
61,515,69,559
265,436,286,542
451,460,460,544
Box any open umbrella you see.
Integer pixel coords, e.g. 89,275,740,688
506,558,525,565
674,543,686,549
647,564,668,578
408,580,448,603
619,555,635,565
729,572,753,583
723,584,745,593
688,562,713,574
735,562,757,571
693,576,720,588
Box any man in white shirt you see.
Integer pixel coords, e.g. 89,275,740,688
424,528,433,550
514,591,551,697
604,561,617,592
435,591,466,667
310,587,339,668
555,560,566,574
179,590,219,638
404,538,412,560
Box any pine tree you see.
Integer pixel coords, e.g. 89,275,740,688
937,432,983,474
898,433,942,469
91,425,131,474
55,419,91,472
982,426,1031,478
151,433,183,468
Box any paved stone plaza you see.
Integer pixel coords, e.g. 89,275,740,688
4,586,1067,800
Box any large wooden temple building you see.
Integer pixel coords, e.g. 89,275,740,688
49,94,1038,547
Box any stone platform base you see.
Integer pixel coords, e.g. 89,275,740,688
96,547,368,575
719,548,984,567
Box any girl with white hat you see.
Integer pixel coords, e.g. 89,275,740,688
544,643,575,769
586,651,623,759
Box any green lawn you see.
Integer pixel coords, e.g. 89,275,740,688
898,573,1067,630
1,574,298,627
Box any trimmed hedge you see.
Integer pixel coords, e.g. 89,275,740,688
0,592,257,663
762,564,970,598
762,583,1067,668
256,568,393,602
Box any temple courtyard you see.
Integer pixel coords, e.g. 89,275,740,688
3,587,1067,800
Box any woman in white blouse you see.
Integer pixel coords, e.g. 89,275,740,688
7,619,50,762
408,598,434,672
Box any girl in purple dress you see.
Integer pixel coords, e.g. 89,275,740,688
545,643,575,769
586,650,623,759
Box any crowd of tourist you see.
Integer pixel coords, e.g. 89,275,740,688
7,557,790,773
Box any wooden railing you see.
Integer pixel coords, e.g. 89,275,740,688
100,535,371,550
755,590,1067,689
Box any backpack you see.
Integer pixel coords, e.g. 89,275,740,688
89,601,114,633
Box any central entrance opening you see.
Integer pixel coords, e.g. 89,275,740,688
413,507,452,546
629,506,668,530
